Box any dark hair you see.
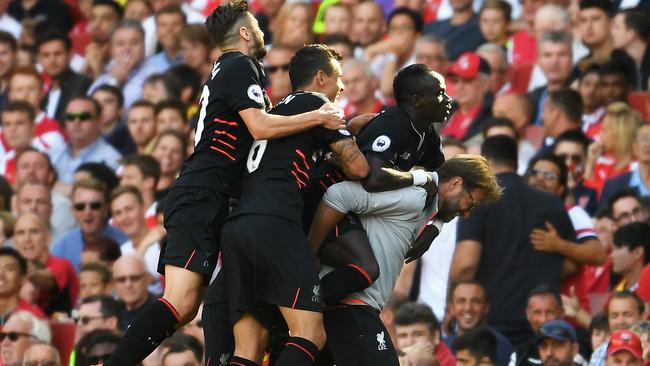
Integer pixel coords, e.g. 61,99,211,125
0,247,27,275
481,135,518,170
480,0,512,21
608,290,645,315
482,117,517,139
155,5,187,24
442,137,467,152
528,283,562,308
205,0,251,46
129,99,156,113
0,31,17,51
80,262,112,285
82,237,122,264
548,88,583,123
75,163,119,194
578,0,614,16
448,280,487,303
93,0,124,19
67,96,103,117
155,99,188,124
35,28,72,52
119,154,161,186
527,153,569,192
82,295,122,324
75,329,122,366
613,222,650,264
595,205,612,220
289,44,342,91
620,9,650,40
599,51,636,87
608,189,643,215
393,63,439,106
155,129,189,161
143,73,182,100
589,312,609,333
168,65,202,103
161,334,203,364
452,327,498,363
180,24,213,48
554,130,591,154
109,185,144,205
2,100,36,122
388,7,423,33
92,84,125,109
394,302,440,333
323,33,354,48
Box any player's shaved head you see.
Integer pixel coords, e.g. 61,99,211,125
205,0,252,47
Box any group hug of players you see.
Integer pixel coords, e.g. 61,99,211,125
96,1,502,365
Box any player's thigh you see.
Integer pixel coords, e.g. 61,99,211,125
324,306,399,366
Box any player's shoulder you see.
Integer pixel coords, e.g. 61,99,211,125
271,91,329,115
216,51,262,76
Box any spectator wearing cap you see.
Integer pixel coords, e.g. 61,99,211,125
589,291,645,366
423,0,485,61
0,247,45,326
36,29,92,125
577,0,614,62
604,330,643,366
610,9,650,91
82,0,123,79
0,310,51,366
441,52,493,143
536,320,581,366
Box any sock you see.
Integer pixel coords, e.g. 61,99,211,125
229,356,259,366
275,337,319,366
320,264,373,305
103,298,180,366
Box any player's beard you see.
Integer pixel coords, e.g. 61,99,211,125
251,37,267,60
437,192,463,222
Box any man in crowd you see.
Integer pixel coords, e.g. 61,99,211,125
13,181,68,244
540,89,583,152
112,255,157,330
162,342,202,366
264,45,295,106
0,311,51,366
79,262,112,300
424,0,485,60
452,327,498,366
23,342,61,366
578,0,614,61
610,222,650,291
126,100,158,155
0,31,16,125
608,190,649,227
553,131,598,215
0,247,45,325
76,295,122,341
414,34,449,74
82,0,123,78
577,65,606,139
90,84,136,155
611,9,650,90
349,1,385,51
1,102,40,183
537,320,580,366
604,330,644,366
119,154,160,227
149,5,186,71
340,59,383,119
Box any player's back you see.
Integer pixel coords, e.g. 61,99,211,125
232,91,349,224
175,51,271,193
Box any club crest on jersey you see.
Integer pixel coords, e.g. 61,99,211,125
377,331,387,351
219,353,230,366
247,84,265,105
400,151,411,160
372,135,391,152
312,285,321,303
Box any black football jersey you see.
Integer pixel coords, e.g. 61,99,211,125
231,92,351,224
174,51,271,192
355,107,445,171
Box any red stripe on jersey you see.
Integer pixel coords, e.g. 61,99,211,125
335,225,339,238
206,357,211,366
319,180,328,190
325,173,337,184
295,149,310,169
291,170,306,188
292,288,301,308
292,162,309,180
158,298,181,321
213,117,238,126
184,250,197,269
210,146,236,161
334,170,344,180
214,130,237,140
286,342,315,362
213,138,235,150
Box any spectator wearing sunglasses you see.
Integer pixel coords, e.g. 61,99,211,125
264,45,295,106
48,97,122,185
0,310,51,366
52,178,127,273
112,255,156,330
22,342,61,366
0,248,45,326
75,295,122,342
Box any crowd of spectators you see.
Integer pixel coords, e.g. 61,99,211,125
0,0,649,365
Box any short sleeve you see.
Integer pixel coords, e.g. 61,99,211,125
355,112,409,163
323,181,369,214
568,206,597,242
218,56,266,112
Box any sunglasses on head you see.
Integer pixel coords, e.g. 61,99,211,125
65,112,94,122
0,331,36,342
266,64,290,73
73,201,102,211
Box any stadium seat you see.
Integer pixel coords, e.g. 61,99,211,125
49,321,76,366
627,92,649,121
70,32,92,56
508,62,534,94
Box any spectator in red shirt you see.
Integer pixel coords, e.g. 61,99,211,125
578,64,606,139
12,213,79,316
394,302,456,366
340,59,383,120
0,247,45,326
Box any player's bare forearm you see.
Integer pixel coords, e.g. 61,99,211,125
330,138,369,180
240,105,345,140
361,155,414,192
308,202,346,255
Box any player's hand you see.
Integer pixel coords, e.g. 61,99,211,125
347,113,376,135
530,221,561,253
317,103,346,131
423,175,438,209
405,223,440,263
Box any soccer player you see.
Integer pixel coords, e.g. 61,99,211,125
219,44,369,366
102,2,345,364
307,63,452,307
312,155,502,365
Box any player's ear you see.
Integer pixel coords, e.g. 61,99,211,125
239,26,251,41
316,70,326,86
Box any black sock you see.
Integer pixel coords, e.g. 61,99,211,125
276,337,319,366
320,264,373,305
104,298,180,365
229,356,259,366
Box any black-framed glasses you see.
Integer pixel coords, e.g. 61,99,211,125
557,153,583,164
65,111,94,122
75,315,107,325
73,201,103,211
614,207,647,224
465,187,477,210
530,169,558,181
265,64,289,73
0,331,37,342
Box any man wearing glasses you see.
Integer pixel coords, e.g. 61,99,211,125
0,311,51,366
608,190,649,227
112,255,155,331
47,96,122,185
76,295,122,342
23,343,61,366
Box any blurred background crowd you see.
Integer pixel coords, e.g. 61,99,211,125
0,0,649,365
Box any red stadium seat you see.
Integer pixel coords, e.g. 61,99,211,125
525,125,546,149
49,321,76,366
70,32,92,56
628,92,649,121
508,62,534,94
